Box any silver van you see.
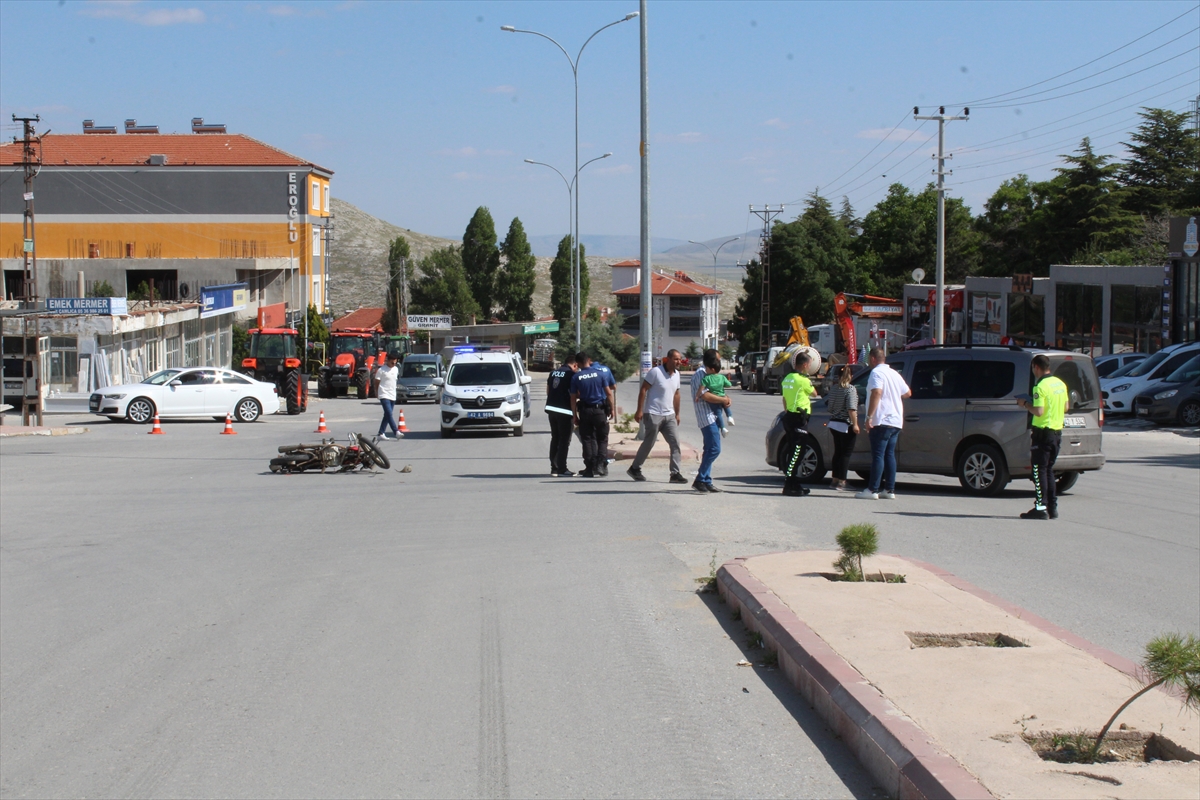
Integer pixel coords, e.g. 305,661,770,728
397,354,444,403
765,346,1105,495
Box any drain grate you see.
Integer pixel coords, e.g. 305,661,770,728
906,632,1028,648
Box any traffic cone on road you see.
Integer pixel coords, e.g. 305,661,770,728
221,413,238,435
314,410,329,433
397,408,409,433
148,414,164,435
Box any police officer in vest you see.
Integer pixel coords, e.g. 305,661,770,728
1017,354,1068,520
546,354,579,477
780,351,818,497
570,351,614,478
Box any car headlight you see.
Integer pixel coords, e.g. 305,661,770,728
505,392,522,404
1154,389,1178,400
104,393,126,400
1110,383,1131,393
441,393,457,406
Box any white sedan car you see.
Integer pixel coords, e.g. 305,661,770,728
89,367,281,424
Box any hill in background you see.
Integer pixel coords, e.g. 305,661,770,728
328,197,745,322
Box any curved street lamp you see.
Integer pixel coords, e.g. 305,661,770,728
523,154,611,333
502,12,638,346
687,236,739,348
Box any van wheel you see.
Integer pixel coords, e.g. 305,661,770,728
1178,399,1200,427
957,443,1009,496
512,425,524,437
1055,471,1080,494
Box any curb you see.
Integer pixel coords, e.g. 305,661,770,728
717,557,995,800
0,425,89,438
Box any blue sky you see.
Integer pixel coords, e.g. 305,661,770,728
2,0,1197,256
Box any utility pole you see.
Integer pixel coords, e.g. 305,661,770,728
913,106,967,345
749,205,784,350
639,0,652,377
14,115,43,426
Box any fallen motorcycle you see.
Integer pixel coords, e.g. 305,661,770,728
268,433,391,473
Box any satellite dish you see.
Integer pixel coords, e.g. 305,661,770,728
912,268,925,284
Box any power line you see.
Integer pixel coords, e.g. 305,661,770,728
786,110,910,205
822,120,930,198
947,3,1200,106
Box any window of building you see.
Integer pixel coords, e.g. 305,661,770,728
669,315,701,335
670,296,701,310
323,184,330,213
47,336,78,393
1110,284,1161,354
183,318,202,366
1173,261,1199,345
166,336,182,368
311,181,321,211
1055,283,1103,353
968,292,1003,344
1007,293,1045,347
312,228,321,257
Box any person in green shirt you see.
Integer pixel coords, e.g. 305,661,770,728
701,368,735,435
780,351,818,497
1017,354,1069,520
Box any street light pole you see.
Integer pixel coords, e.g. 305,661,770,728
687,237,738,348
502,12,638,347
914,105,968,345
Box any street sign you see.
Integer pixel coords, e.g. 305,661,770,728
46,297,128,315
522,321,560,335
1185,217,1198,257
1012,273,1033,294
199,283,249,319
406,314,452,330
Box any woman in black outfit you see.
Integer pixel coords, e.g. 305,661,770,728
825,366,859,490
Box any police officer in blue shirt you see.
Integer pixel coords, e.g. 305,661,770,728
591,357,617,471
570,351,614,477
545,354,578,477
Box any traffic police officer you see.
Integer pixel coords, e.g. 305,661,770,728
570,351,614,477
780,351,818,497
1018,354,1068,520
545,354,578,477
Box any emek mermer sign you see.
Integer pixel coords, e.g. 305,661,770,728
406,314,452,330
46,297,129,315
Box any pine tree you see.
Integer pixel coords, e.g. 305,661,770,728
496,217,537,322
461,207,500,320
1119,108,1200,217
410,246,481,326
382,236,411,333
549,235,574,326
1040,137,1139,263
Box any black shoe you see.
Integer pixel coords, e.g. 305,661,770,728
704,482,722,493
669,473,689,485
557,469,575,478
597,463,609,477
783,485,804,496
1020,508,1049,520
627,466,646,481
1048,508,1058,519
801,486,811,496
579,469,595,478
692,480,710,493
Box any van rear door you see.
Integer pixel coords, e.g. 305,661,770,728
1045,353,1103,460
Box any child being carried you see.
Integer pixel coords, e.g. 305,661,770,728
701,369,735,435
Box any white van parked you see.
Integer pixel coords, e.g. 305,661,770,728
433,351,531,438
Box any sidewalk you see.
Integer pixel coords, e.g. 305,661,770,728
718,551,1199,800
0,423,88,437
607,432,699,463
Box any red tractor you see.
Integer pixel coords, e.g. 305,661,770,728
317,329,381,400
242,328,309,414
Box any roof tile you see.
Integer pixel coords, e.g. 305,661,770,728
0,133,332,172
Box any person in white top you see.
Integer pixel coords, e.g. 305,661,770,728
857,347,911,500
372,353,403,440
627,349,687,484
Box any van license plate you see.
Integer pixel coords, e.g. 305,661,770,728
467,411,494,419
1063,416,1086,428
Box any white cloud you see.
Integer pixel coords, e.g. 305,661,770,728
80,1,205,25
856,127,922,142
594,163,633,175
485,85,516,95
658,132,707,144
762,118,790,130
435,146,478,158
482,148,512,157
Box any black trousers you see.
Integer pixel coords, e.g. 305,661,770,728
578,406,609,471
830,427,857,480
782,410,811,482
1031,427,1062,512
548,413,573,472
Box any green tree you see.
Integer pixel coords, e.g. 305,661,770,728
302,304,329,369
410,246,481,326
1038,137,1139,265
496,217,537,321
974,175,1054,277
549,235,586,326
729,258,764,353
1119,108,1200,217
87,280,115,298
382,235,411,333
684,340,701,360
461,206,501,320
556,315,639,382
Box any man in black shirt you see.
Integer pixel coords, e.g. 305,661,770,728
545,354,578,477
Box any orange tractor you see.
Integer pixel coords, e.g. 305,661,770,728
242,327,309,414
317,329,382,400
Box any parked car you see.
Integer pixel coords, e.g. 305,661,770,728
397,354,444,403
740,351,767,391
1093,352,1147,379
89,367,280,423
433,351,531,437
765,346,1106,496
1101,342,1200,414
1132,355,1200,426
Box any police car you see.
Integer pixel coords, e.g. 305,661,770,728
432,351,531,438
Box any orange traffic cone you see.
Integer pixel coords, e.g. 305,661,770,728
397,408,409,433
148,413,164,435
221,413,238,435
314,410,329,433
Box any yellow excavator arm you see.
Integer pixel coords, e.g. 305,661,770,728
787,316,809,347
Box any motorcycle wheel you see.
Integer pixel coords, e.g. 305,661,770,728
357,435,391,470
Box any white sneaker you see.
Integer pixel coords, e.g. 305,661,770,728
720,427,728,437
727,416,735,426
855,488,879,500
879,490,896,500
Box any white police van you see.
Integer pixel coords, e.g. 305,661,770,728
433,350,531,438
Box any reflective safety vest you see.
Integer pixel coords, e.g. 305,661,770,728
781,372,814,413
1032,375,1068,430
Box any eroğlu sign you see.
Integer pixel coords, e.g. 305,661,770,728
287,172,300,243
406,314,452,330
46,297,129,315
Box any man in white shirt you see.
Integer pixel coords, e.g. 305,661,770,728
857,347,910,500
372,353,403,441
627,349,687,484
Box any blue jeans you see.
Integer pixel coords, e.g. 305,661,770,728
378,397,398,436
868,425,900,492
698,423,722,484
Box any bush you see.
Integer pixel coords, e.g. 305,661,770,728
834,523,879,581
87,280,115,298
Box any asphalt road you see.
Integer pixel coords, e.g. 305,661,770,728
2,379,1197,799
